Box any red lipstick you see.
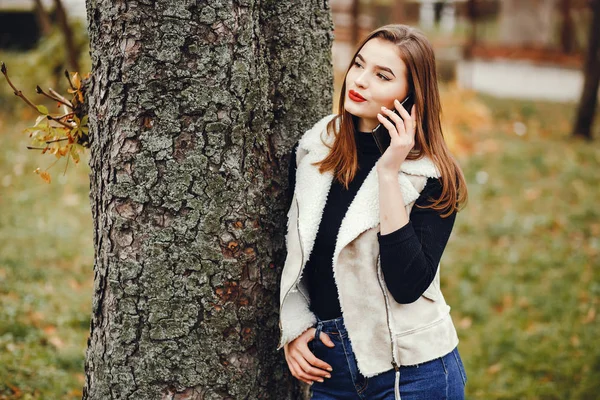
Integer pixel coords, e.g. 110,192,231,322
349,90,366,102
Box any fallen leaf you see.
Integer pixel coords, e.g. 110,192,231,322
48,335,65,349
459,317,472,329
487,363,502,374
583,307,596,324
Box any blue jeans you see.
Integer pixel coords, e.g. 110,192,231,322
308,315,467,400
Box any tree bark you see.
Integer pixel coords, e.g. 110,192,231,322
82,1,333,398
573,0,600,139
33,0,52,36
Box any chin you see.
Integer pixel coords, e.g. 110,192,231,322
344,100,371,119
346,107,375,121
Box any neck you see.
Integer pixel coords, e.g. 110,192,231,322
356,116,379,132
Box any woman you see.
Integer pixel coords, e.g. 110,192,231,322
277,24,468,399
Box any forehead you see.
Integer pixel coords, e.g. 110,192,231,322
357,37,406,74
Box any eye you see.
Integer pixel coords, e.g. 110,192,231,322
353,61,362,68
377,73,390,81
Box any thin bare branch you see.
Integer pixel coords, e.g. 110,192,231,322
45,137,70,144
37,85,74,109
46,114,75,129
1,62,43,112
48,87,74,108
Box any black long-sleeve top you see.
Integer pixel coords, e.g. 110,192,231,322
286,130,457,320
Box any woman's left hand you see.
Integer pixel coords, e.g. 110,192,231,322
376,99,417,174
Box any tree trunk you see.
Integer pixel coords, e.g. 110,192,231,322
52,0,80,73
463,0,477,59
82,1,333,398
560,0,575,54
351,0,359,46
33,0,52,36
392,0,405,23
498,0,557,48
573,0,600,139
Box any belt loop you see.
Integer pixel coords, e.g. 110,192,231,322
440,355,448,374
314,321,323,341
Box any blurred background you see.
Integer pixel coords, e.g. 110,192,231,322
0,0,598,399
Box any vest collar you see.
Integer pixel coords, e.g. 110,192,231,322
294,114,441,271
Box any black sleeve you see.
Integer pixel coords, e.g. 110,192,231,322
286,142,299,213
376,177,457,304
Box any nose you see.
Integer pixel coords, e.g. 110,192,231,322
354,70,368,89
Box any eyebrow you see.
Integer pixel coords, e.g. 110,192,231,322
356,54,396,78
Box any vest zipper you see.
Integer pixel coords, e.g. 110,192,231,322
376,258,402,399
375,258,400,371
278,197,307,346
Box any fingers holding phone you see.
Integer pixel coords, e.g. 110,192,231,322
378,96,415,137
395,96,416,134
375,96,417,171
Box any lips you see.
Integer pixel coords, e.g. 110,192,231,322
349,90,366,102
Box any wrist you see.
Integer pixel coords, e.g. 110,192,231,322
377,167,398,180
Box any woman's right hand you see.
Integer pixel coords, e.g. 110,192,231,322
283,326,335,385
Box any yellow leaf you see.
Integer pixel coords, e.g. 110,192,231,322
37,105,49,115
70,147,80,163
40,171,51,183
71,72,81,89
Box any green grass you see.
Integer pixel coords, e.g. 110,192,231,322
0,87,599,398
0,105,93,400
443,95,600,399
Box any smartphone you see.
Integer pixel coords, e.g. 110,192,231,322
371,94,414,155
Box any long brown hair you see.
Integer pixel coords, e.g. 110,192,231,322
315,24,467,217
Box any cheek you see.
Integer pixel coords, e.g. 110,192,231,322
370,93,395,109
372,86,405,108
344,72,355,90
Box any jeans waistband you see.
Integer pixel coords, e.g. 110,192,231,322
315,314,347,335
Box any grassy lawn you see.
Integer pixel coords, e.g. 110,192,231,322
444,94,600,399
0,87,598,398
0,106,93,400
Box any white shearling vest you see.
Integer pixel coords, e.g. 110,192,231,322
277,114,459,389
